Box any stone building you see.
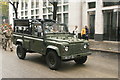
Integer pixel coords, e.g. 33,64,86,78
9,0,120,41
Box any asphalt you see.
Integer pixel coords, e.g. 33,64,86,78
1,48,118,78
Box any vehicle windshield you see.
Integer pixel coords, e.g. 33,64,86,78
44,22,68,34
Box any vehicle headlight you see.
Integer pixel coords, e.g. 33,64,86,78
65,46,69,51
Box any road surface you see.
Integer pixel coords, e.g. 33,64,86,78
0,47,118,78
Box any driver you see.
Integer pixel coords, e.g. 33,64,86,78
45,26,50,33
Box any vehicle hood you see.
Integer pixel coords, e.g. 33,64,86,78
46,37,85,44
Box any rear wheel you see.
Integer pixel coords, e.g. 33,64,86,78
46,50,61,70
17,45,26,59
74,56,87,64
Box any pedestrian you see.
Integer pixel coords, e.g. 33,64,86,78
73,26,78,38
85,26,89,40
81,26,89,40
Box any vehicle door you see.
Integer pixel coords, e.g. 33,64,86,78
30,23,45,54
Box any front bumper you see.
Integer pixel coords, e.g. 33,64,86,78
61,52,91,60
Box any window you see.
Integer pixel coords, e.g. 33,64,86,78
58,0,62,4
36,16,39,19
88,2,96,9
43,0,47,7
64,0,68,3
25,2,28,9
31,10,34,15
31,2,34,8
21,12,24,16
43,15,47,19
43,8,47,13
36,0,39,8
48,2,52,6
48,15,52,19
48,7,52,13
31,16,34,19
103,2,120,7
32,24,43,37
63,5,68,11
36,9,39,14
57,14,61,22
21,2,24,10
44,22,68,33
63,13,68,24
21,17,24,19
25,17,28,19
25,11,28,15
57,6,61,12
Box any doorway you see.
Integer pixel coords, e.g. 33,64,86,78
103,10,118,41
89,14,95,39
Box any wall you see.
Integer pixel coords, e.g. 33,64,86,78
68,0,82,33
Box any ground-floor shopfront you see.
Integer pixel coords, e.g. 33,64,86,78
88,10,120,41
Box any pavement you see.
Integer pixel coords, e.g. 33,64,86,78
89,39,120,53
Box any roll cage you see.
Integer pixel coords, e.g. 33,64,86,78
14,19,68,35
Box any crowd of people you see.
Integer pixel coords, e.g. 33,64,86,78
73,25,89,40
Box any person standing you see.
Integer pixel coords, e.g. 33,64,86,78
81,27,86,39
81,26,89,40
73,26,78,38
85,26,89,40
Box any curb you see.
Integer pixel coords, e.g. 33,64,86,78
90,48,120,53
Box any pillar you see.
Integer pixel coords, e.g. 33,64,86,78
95,0,104,41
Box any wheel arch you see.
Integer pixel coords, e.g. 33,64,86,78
16,39,23,45
46,45,61,57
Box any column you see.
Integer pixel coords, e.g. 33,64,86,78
94,0,104,41
9,3,13,25
68,0,82,33
28,0,31,19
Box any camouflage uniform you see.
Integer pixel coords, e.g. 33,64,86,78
2,24,13,51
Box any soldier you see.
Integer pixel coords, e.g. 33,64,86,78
1,25,8,50
7,24,13,51
2,24,13,51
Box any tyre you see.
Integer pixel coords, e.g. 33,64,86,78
17,45,26,59
74,56,87,64
46,50,61,70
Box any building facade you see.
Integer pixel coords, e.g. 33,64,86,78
9,0,120,41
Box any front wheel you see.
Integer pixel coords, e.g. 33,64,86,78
46,50,61,70
74,56,87,64
17,45,26,59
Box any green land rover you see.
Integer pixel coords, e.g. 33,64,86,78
13,19,91,70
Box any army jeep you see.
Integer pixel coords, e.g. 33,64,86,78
13,19,91,70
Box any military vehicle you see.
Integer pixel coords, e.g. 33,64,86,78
13,19,91,70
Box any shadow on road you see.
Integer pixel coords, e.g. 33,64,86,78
24,53,88,71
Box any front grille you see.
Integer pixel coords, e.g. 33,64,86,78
69,43,85,54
